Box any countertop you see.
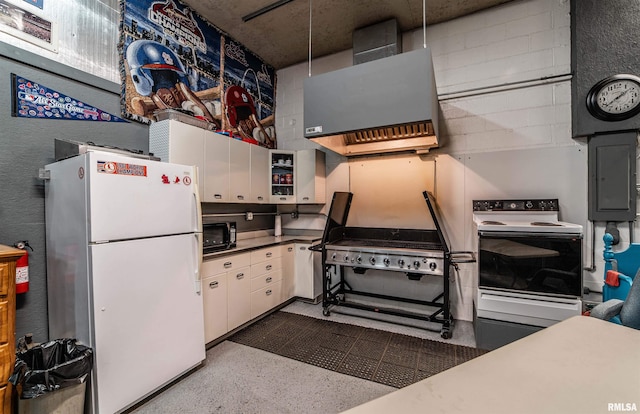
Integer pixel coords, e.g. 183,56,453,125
341,316,640,414
204,234,321,260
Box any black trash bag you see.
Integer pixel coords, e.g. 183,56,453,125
9,338,93,399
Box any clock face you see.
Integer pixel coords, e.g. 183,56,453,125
587,75,640,121
596,79,640,114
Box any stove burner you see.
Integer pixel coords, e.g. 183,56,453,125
481,220,505,225
530,222,562,226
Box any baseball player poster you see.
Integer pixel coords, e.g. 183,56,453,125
120,0,277,148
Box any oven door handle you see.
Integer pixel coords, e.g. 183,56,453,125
449,251,476,263
308,243,324,252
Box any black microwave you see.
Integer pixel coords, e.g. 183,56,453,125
203,222,236,253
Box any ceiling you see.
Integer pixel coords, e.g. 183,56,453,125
181,0,514,70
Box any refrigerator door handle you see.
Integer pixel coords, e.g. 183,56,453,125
194,232,202,294
193,167,203,233
193,166,203,294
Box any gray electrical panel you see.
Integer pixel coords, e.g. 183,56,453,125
588,132,637,221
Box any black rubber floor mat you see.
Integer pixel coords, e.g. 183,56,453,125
227,311,488,388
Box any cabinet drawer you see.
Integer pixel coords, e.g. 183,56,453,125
250,246,282,263
250,257,282,278
203,253,251,276
250,281,282,319
0,263,8,296
250,269,282,292
0,301,7,344
0,343,9,386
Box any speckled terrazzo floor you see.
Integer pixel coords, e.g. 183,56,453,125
128,301,479,414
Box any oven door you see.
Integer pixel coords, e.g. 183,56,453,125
478,231,582,298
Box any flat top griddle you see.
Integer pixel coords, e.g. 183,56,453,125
328,238,444,251
318,190,461,339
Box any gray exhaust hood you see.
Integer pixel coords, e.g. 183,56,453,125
303,48,439,157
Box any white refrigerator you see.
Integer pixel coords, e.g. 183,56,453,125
44,150,205,414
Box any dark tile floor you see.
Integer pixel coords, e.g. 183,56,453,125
228,311,488,388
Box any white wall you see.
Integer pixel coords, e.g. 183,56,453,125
275,0,606,322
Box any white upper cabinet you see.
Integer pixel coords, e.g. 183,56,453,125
229,138,251,203
203,131,230,202
269,150,296,204
150,121,325,204
250,145,270,203
296,149,326,204
149,120,206,198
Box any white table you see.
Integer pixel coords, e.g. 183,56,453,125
342,316,640,414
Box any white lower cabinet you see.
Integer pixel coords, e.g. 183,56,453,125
202,252,250,344
293,242,316,300
227,262,251,332
202,273,227,343
281,243,295,302
202,243,306,343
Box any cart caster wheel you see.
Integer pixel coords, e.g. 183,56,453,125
441,331,451,339
323,309,331,316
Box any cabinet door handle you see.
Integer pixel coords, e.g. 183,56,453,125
303,197,309,200
236,272,244,279
288,247,293,252
209,280,219,289
266,289,272,296
236,195,244,200
266,264,272,271
224,262,232,268
299,247,306,251
266,276,273,283
257,196,264,201
279,197,286,201
266,252,272,258
214,194,222,199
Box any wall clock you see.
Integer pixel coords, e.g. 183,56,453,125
586,74,640,121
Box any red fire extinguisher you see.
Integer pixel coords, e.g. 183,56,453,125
13,240,32,294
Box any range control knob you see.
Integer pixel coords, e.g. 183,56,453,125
413,261,421,269
429,262,437,271
383,258,390,266
370,257,376,265
331,253,337,260
356,256,362,264
344,255,349,262
398,259,405,267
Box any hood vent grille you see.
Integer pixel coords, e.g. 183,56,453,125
346,122,434,145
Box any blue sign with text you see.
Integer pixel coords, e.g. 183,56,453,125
12,74,127,122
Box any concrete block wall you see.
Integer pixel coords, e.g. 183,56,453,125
425,0,570,94
275,0,594,322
